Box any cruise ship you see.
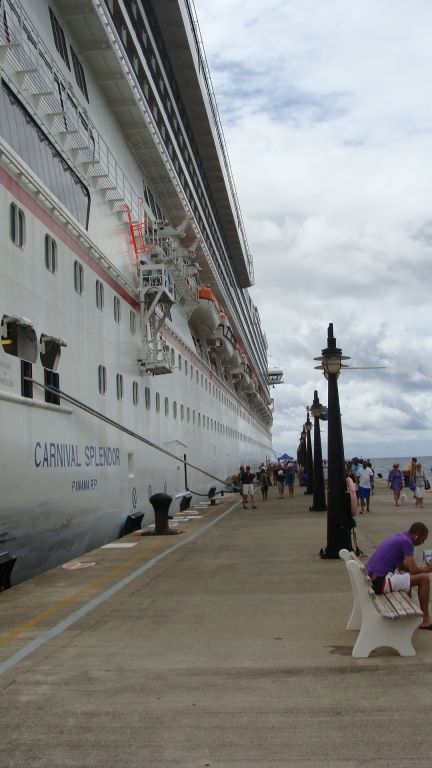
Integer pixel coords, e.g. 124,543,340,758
0,0,275,584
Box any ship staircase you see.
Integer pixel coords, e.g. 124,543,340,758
138,261,175,376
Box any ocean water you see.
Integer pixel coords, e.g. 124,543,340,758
367,456,432,482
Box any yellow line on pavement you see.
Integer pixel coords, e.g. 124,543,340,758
0,504,222,648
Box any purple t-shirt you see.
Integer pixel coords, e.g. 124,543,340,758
366,531,414,577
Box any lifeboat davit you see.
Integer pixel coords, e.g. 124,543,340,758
208,311,237,363
226,341,242,370
232,353,252,391
189,286,221,336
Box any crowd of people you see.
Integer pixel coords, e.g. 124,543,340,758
234,455,430,512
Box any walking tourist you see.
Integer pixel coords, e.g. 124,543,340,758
241,465,256,509
258,467,269,501
285,464,296,498
366,522,432,629
388,462,404,506
358,460,373,513
414,462,426,509
276,464,286,498
238,465,245,496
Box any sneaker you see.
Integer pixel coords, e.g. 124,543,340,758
366,509,371,513
360,510,365,514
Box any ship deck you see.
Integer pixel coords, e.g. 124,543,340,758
1,481,432,767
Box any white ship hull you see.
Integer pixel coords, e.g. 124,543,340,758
0,0,273,585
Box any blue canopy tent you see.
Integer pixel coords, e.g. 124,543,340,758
277,453,293,461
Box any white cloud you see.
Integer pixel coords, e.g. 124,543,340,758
196,0,432,458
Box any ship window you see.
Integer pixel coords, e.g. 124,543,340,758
190,365,193,380
1,82,91,229
1,316,37,362
98,365,106,395
173,401,177,419
187,407,190,424
202,413,205,428
164,396,169,416
201,374,203,388
21,360,33,399
130,310,137,335
184,360,188,376
96,280,104,310
213,385,215,397
196,370,199,384
145,386,151,410
45,369,60,405
71,47,89,102
178,354,182,371
49,8,70,70
211,419,213,431
171,347,175,365
198,412,201,427
74,261,84,295
156,391,160,413
192,409,195,425
180,404,184,421
114,296,121,323
45,235,57,273
133,381,139,406
116,373,124,401
121,24,127,46
207,417,209,429
10,203,25,248
205,379,208,392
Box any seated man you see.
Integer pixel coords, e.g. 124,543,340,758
366,522,432,629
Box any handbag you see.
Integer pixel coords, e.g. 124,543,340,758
409,477,415,491
426,479,431,491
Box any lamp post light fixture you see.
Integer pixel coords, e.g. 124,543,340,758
309,390,327,512
314,323,352,558
304,408,313,496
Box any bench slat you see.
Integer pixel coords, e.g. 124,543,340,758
384,592,410,618
374,594,400,620
390,590,423,618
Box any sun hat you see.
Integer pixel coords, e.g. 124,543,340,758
393,462,400,467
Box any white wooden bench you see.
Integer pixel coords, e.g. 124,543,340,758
339,548,424,658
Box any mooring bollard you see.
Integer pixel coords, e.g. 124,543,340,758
143,493,182,535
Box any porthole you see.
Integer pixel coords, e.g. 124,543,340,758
145,386,151,410
116,373,123,401
96,280,104,310
45,235,57,273
178,354,182,372
130,310,136,335
173,400,177,419
180,404,184,421
114,296,121,323
10,203,25,248
74,260,84,295
156,392,160,413
184,360,188,376
187,407,190,423
98,365,106,395
164,396,169,416
133,381,139,405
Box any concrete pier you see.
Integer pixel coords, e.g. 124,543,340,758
1,480,432,767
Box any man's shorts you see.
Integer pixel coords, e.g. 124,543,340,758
358,486,370,500
371,571,410,594
243,483,254,496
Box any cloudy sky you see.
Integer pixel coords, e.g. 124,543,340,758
196,0,432,460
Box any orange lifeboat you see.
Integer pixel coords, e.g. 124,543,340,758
189,286,221,336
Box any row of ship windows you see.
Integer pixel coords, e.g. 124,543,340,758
98,365,260,445
9,201,250,421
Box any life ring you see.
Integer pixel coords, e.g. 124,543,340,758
347,477,357,516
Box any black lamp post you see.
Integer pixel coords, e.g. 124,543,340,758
314,323,352,558
304,408,313,496
309,390,327,512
